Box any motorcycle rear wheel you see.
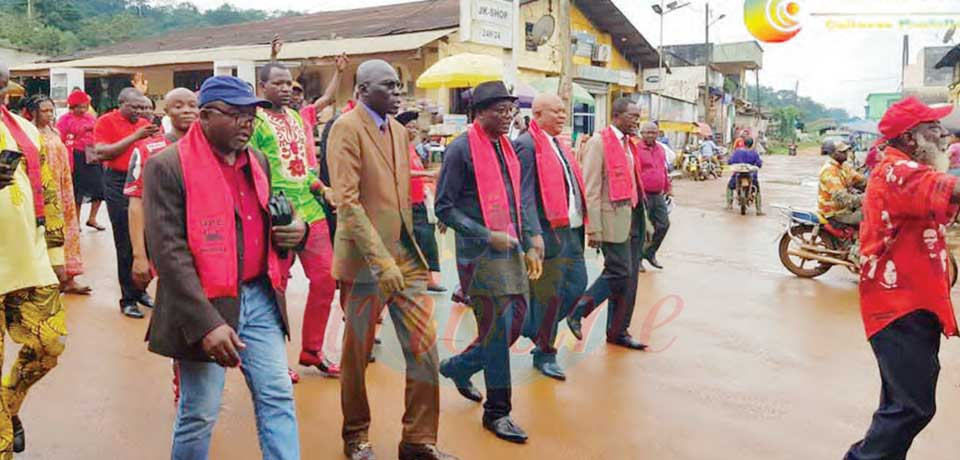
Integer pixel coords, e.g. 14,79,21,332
778,225,833,278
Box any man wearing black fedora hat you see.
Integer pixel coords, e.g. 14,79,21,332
435,80,543,444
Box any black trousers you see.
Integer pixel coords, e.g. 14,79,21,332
845,310,941,460
444,294,527,420
104,169,142,305
412,203,441,272
580,203,646,339
644,193,670,260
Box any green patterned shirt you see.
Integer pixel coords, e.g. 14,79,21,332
250,107,325,224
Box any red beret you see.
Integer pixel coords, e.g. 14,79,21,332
879,96,952,140
66,90,91,107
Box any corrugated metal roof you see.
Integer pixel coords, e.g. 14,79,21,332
14,29,455,71
43,0,461,63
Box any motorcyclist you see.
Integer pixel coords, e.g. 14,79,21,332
817,140,866,227
726,137,763,214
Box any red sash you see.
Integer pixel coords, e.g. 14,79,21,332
600,126,639,206
466,122,521,238
528,120,587,228
1,106,44,222
178,123,283,299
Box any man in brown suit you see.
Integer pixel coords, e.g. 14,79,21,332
566,97,648,351
143,76,307,459
327,60,457,460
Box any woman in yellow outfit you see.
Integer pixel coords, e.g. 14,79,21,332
0,77,68,458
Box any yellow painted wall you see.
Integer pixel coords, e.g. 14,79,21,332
570,5,634,73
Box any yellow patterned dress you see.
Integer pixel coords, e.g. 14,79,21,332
40,127,82,276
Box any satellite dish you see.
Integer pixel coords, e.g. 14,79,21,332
530,15,556,47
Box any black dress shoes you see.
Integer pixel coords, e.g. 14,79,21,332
344,441,376,460
483,416,528,444
121,302,145,319
607,335,648,350
11,416,24,453
138,292,155,308
398,442,459,460
566,304,586,340
645,256,664,270
439,358,482,402
533,360,567,381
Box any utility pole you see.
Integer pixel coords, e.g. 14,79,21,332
507,0,520,90
26,0,33,20
559,0,573,125
703,2,710,126
657,0,664,120
755,69,761,121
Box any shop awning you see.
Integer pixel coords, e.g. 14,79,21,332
13,28,456,72
657,120,699,133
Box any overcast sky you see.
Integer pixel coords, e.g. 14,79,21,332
184,0,960,117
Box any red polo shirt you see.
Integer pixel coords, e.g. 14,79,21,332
859,147,960,339
94,110,151,172
216,150,267,282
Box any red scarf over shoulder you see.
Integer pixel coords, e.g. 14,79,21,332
178,122,283,299
466,122,521,238
1,106,44,223
528,120,587,228
600,126,639,206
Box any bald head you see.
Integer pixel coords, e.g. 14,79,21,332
164,87,195,106
356,60,395,87
164,87,199,135
356,59,401,116
531,93,566,136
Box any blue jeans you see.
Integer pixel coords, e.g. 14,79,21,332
171,279,299,460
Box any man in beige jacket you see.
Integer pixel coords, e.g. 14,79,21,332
566,97,648,351
327,59,457,460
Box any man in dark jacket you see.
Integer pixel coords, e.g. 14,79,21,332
513,94,587,381
436,81,543,444
143,76,306,460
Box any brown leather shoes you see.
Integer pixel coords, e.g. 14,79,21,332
398,442,459,460
344,441,376,460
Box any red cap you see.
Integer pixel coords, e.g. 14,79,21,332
878,96,953,140
66,90,91,107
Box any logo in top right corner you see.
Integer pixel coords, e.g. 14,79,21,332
744,0,802,43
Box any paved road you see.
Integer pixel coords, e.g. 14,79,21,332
16,151,960,459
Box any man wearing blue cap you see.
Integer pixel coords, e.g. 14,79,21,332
142,75,307,460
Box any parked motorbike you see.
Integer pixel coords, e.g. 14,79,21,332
788,144,797,156
772,205,959,284
730,164,759,215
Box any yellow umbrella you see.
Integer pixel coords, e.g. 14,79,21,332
416,53,504,89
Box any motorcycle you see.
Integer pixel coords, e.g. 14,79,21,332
772,205,959,284
788,144,797,156
730,164,759,215
681,153,702,180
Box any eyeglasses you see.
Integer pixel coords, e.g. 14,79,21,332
204,106,256,125
490,103,519,118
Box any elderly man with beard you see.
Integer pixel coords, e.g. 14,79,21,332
513,93,586,381
328,60,456,460
844,97,960,460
